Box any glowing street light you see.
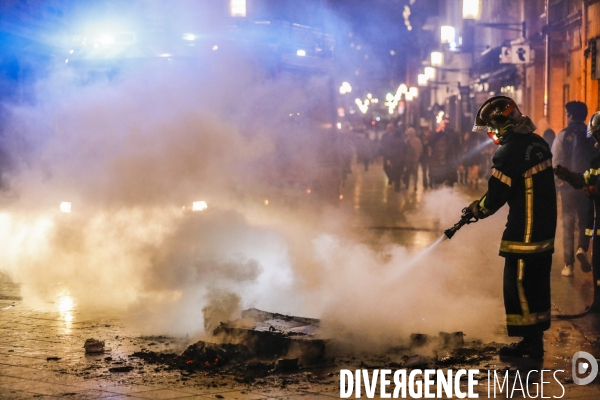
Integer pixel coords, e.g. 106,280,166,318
424,67,436,80
339,82,352,94
418,74,428,86
192,201,208,211
462,0,481,20
98,34,115,46
441,26,456,45
355,98,369,114
409,87,419,98
431,51,444,66
229,0,246,17
399,84,408,94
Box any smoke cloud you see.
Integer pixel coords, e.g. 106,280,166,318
0,5,507,350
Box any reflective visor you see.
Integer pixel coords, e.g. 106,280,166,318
472,124,488,133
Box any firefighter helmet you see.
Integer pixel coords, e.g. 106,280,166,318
587,111,600,145
473,96,532,145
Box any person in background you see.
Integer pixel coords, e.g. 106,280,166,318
551,101,595,277
402,127,423,191
355,133,373,171
429,115,457,187
379,123,396,185
387,128,406,192
554,111,600,313
419,128,432,189
445,116,463,187
462,131,483,190
543,128,555,150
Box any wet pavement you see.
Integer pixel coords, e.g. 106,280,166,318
1,159,600,399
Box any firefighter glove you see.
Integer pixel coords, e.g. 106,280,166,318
467,199,484,219
553,165,571,181
584,185,600,199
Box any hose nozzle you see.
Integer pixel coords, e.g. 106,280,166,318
444,207,479,239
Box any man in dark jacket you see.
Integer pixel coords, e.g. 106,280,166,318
380,123,406,192
429,116,460,187
555,111,600,313
551,101,595,277
465,96,557,359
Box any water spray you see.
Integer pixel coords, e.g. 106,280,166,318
444,206,479,239
401,206,480,273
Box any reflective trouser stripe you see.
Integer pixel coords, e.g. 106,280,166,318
506,259,550,327
517,259,530,315
524,176,533,243
506,310,551,326
500,239,554,254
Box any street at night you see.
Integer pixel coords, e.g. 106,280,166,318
1,0,600,399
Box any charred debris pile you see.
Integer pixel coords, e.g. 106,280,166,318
130,308,501,377
132,308,325,376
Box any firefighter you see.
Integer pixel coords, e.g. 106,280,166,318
465,96,557,359
554,111,600,314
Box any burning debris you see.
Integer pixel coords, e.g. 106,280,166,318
126,309,504,383
130,308,326,377
212,308,325,364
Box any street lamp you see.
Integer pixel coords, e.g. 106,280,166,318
440,26,456,46
355,98,369,114
462,0,481,20
430,51,444,67
424,67,436,81
229,0,246,17
418,74,428,86
339,82,352,94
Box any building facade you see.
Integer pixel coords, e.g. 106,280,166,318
415,0,600,136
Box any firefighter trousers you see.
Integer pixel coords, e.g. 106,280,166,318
503,254,552,337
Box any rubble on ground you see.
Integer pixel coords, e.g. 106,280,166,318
124,309,503,381
83,338,105,353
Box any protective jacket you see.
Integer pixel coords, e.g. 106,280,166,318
583,153,600,235
557,151,600,312
478,131,557,258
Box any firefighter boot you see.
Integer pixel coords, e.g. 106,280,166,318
499,332,544,359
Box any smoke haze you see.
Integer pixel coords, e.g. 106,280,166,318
0,9,507,351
